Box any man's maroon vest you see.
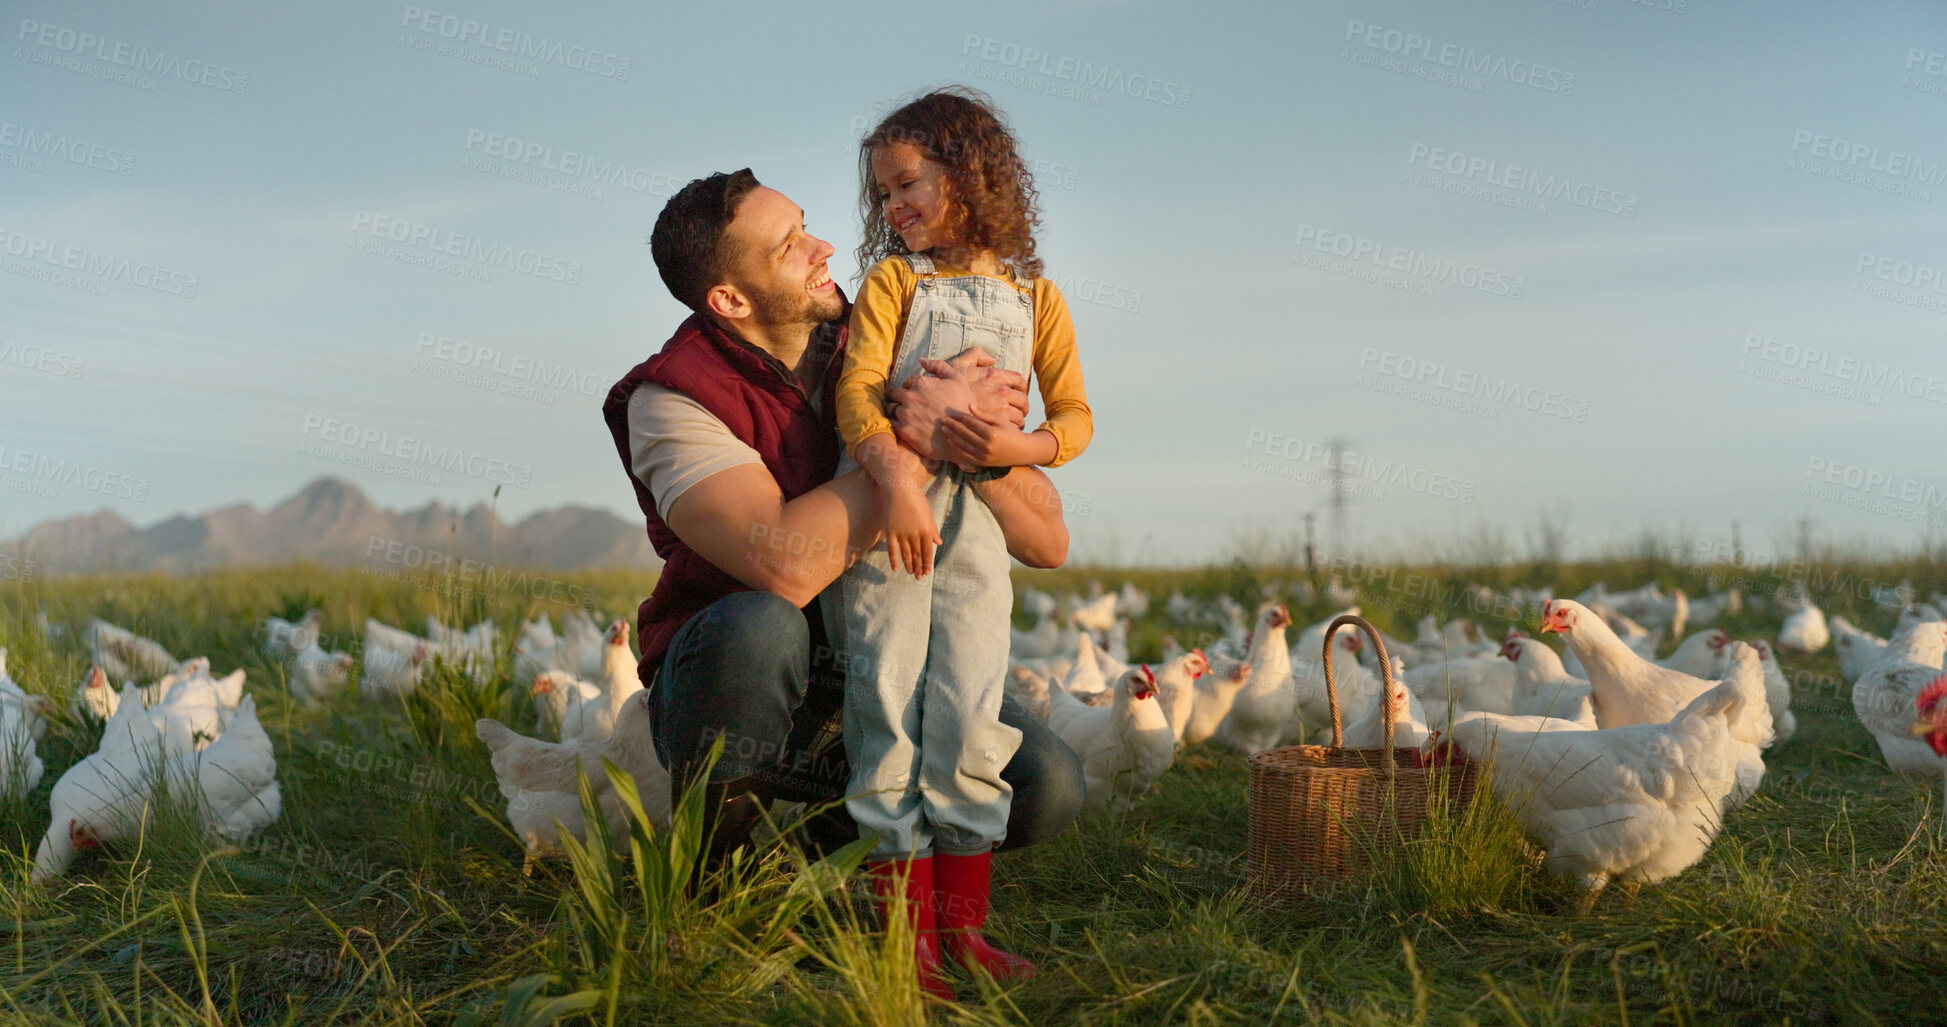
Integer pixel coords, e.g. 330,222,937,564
602,311,846,679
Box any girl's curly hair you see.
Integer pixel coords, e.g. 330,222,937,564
855,86,1043,281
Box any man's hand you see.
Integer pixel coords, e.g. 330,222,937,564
886,347,1029,462
922,356,1029,427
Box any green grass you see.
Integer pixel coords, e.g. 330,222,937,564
0,557,1942,1023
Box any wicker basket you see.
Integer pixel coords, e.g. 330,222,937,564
1246,614,1477,900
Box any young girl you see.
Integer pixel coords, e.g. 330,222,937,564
826,87,1091,993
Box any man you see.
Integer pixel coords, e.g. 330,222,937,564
601,169,1083,872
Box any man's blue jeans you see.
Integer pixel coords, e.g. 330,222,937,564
651,590,1084,851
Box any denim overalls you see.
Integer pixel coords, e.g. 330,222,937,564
824,252,1035,859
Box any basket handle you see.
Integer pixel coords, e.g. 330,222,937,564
1321,614,1399,773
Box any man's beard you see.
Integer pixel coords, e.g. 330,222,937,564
744,277,845,329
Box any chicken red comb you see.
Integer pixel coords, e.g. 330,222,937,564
1140,664,1157,686
1422,731,1472,769
1917,675,1947,716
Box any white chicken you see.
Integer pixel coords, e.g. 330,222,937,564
147,665,237,760
1778,600,1830,654
1215,595,1250,652
1007,609,1056,664
1048,666,1174,813
71,665,120,723
1446,673,1752,903
1907,603,1947,629
475,689,670,873
1686,588,1741,628
1541,599,1724,728
1341,670,1429,750
1287,606,1361,668
1851,622,1947,777
1602,584,1690,641
1003,666,1053,724
1061,633,1114,704
1503,638,1596,728
1402,652,1516,723
0,698,44,800
363,617,429,656
1322,577,1359,606
515,614,584,684
1907,678,1947,809
426,615,497,681
1831,616,1889,684
532,671,602,739
361,643,428,700
1182,655,1252,748
1392,614,1454,668
1103,617,1132,667
1591,605,1663,660
558,621,642,744
1750,641,1797,747
561,610,610,680
1289,629,1379,737
163,694,280,841
34,684,161,881
1543,601,1771,801
263,610,323,662
1213,604,1294,754
288,645,355,706
1150,649,1210,746
1657,628,1731,680
0,648,50,742
1069,592,1119,634
1712,644,1773,810
517,613,558,655
86,618,179,684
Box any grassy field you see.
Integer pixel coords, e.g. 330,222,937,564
0,554,1942,1025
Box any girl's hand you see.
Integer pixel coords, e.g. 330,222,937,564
938,413,1055,470
886,486,939,578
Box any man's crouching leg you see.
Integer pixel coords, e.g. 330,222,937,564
655,591,811,871
996,694,1085,851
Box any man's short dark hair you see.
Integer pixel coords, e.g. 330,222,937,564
651,169,761,313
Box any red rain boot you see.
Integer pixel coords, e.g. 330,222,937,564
932,850,1036,981
868,857,954,1000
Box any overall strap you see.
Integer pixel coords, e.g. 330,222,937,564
903,252,936,275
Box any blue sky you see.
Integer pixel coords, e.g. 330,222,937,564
3,0,1945,565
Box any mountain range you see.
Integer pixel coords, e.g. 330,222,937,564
0,477,661,576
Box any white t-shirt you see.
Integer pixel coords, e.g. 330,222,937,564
624,384,764,513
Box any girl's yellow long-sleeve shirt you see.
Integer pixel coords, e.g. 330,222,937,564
836,257,1093,468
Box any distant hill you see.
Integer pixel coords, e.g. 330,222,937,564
0,477,661,576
